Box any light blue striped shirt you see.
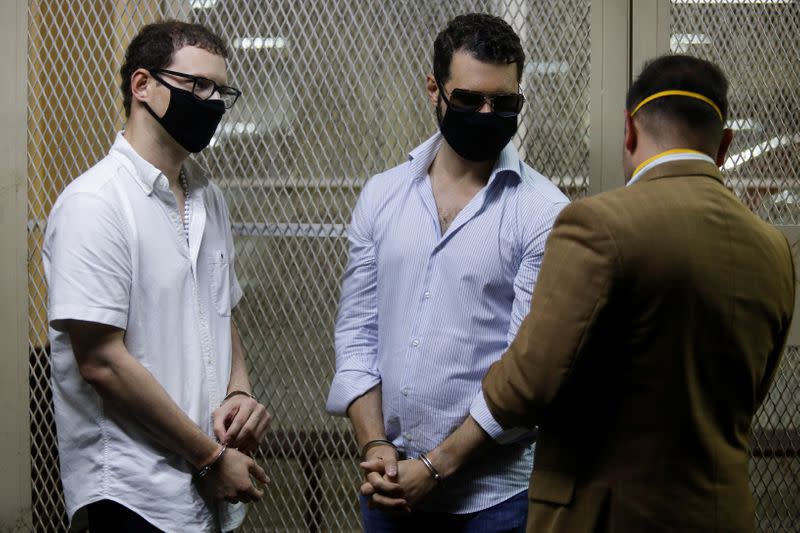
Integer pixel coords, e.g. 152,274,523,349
327,133,569,513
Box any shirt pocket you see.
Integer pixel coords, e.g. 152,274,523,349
209,249,232,317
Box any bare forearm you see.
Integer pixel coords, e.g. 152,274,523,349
70,322,219,470
227,320,251,394
86,350,218,469
426,416,492,479
346,384,386,448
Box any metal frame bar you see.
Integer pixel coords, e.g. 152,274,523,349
589,0,631,195
0,1,31,530
631,0,671,77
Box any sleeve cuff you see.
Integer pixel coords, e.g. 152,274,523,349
470,389,534,445
326,370,381,416
49,305,128,332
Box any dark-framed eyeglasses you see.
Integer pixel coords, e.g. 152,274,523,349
437,79,525,117
150,68,242,109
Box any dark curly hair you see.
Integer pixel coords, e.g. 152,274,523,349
120,20,228,117
627,54,728,141
433,13,525,84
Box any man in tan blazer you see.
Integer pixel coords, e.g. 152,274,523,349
478,55,795,531
363,54,793,532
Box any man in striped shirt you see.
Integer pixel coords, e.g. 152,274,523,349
327,13,568,532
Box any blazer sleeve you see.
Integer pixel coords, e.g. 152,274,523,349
755,233,796,408
482,199,620,429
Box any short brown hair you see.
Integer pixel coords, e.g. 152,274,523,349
120,20,229,117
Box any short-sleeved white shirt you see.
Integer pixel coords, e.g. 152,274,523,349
43,132,246,532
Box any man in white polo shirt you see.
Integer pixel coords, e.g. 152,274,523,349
43,21,270,532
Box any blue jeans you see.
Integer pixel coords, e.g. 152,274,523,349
360,490,528,533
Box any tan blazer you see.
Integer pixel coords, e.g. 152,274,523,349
483,160,794,533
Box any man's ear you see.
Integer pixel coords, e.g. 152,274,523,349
130,68,153,105
715,128,734,167
624,110,638,155
425,74,438,108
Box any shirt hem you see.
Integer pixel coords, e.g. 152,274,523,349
69,495,217,533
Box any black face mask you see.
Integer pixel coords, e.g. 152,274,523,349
437,102,518,162
143,82,225,153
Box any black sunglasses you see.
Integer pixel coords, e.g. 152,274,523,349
150,68,242,109
437,79,525,117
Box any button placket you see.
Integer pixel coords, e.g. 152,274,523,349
397,252,438,443
189,270,218,410
155,178,192,257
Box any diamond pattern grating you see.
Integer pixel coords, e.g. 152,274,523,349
25,1,797,532
670,5,800,525
671,1,800,224
27,1,590,530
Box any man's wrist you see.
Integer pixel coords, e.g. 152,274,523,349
418,453,442,483
197,444,227,478
425,448,456,479
192,439,224,471
361,439,397,459
222,389,256,404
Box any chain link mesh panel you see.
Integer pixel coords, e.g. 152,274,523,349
671,3,800,530
670,0,800,223
27,1,590,531
28,3,166,530
28,1,799,532
751,346,800,533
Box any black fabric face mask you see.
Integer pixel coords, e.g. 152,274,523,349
438,104,518,162
143,83,225,153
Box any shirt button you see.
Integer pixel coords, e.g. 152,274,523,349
411,339,419,347
401,388,409,396
404,433,413,441
423,291,431,299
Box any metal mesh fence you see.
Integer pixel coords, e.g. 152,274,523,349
25,0,798,532
670,0,800,223
751,346,800,533
27,1,590,531
670,4,800,527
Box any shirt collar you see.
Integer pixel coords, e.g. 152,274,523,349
407,131,523,187
109,131,210,195
628,149,716,186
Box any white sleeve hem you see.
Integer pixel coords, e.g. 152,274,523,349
470,389,533,444
49,305,128,332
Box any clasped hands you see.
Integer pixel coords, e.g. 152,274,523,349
206,391,272,503
359,444,438,511
212,391,272,454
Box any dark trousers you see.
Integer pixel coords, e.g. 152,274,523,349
86,500,163,533
85,500,235,533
